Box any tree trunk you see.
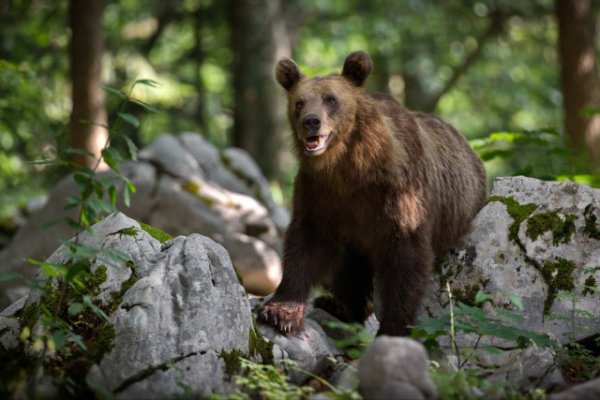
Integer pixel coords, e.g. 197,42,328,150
69,0,108,169
556,0,600,169
229,0,292,181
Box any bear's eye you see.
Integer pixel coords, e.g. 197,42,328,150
295,100,304,111
324,95,337,105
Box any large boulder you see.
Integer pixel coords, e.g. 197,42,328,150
0,213,255,398
358,336,437,400
0,133,289,307
0,212,356,399
423,176,600,345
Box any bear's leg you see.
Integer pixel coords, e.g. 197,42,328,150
258,221,338,335
373,238,433,336
314,247,373,323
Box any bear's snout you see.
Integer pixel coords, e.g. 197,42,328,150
302,114,321,132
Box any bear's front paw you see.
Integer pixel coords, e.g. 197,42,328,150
257,300,307,335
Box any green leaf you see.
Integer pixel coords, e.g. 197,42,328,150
506,292,524,311
117,112,140,128
52,330,67,350
68,333,87,350
83,295,108,321
474,291,493,305
108,184,117,207
123,186,131,207
123,136,138,160
102,84,125,98
68,302,85,316
133,78,160,88
131,98,159,113
93,180,105,199
101,147,122,172
102,247,133,264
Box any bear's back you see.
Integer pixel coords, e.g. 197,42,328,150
368,93,487,253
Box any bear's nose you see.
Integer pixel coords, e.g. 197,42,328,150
302,114,321,131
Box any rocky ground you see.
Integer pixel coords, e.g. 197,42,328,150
0,133,599,399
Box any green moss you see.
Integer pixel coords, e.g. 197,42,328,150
540,258,577,314
488,195,538,243
219,348,244,375
139,222,173,243
87,322,116,364
113,226,139,237
89,265,108,294
526,212,576,245
105,271,139,315
583,276,597,297
583,204,600,240
249,317,274,365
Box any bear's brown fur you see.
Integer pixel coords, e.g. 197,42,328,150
258,51,487,336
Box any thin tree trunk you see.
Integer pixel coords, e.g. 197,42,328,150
69,0,108,169
556,0,600,169
229,0,292,181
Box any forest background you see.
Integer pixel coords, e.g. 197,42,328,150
1,0,599,232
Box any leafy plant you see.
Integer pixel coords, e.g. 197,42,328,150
411,284,555,370
321,320,373,360
470,129,600,188
213,358,314,400
1,79,157,398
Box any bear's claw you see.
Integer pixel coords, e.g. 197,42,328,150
257,300,306,335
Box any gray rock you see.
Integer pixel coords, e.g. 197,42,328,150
0,133,288,306
2,212,254,398
138,134,203,180
422,176,600,346
548,377,600,400
358,336,437,400
488,347,565,393
250,297,343,384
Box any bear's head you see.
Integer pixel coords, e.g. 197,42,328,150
276,51,372,158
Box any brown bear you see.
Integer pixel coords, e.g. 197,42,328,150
258,51,487,336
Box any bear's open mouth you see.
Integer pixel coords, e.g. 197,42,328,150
304,134,331,154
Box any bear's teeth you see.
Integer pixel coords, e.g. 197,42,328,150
306,136,321,150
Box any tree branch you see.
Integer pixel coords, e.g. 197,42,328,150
424,11,508,112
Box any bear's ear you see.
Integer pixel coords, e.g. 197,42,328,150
342,51,372,87
276,58,303,91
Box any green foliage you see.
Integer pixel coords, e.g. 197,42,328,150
559,342,600,384
0,80,155,398
411,289,554,369
248,320,275,365
211,358,314,400
321,320,372,360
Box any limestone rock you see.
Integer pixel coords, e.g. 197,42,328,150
423,176,600,345
0,133,288,306
250,296,343,385
358,336,437,400
2,212,254,398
